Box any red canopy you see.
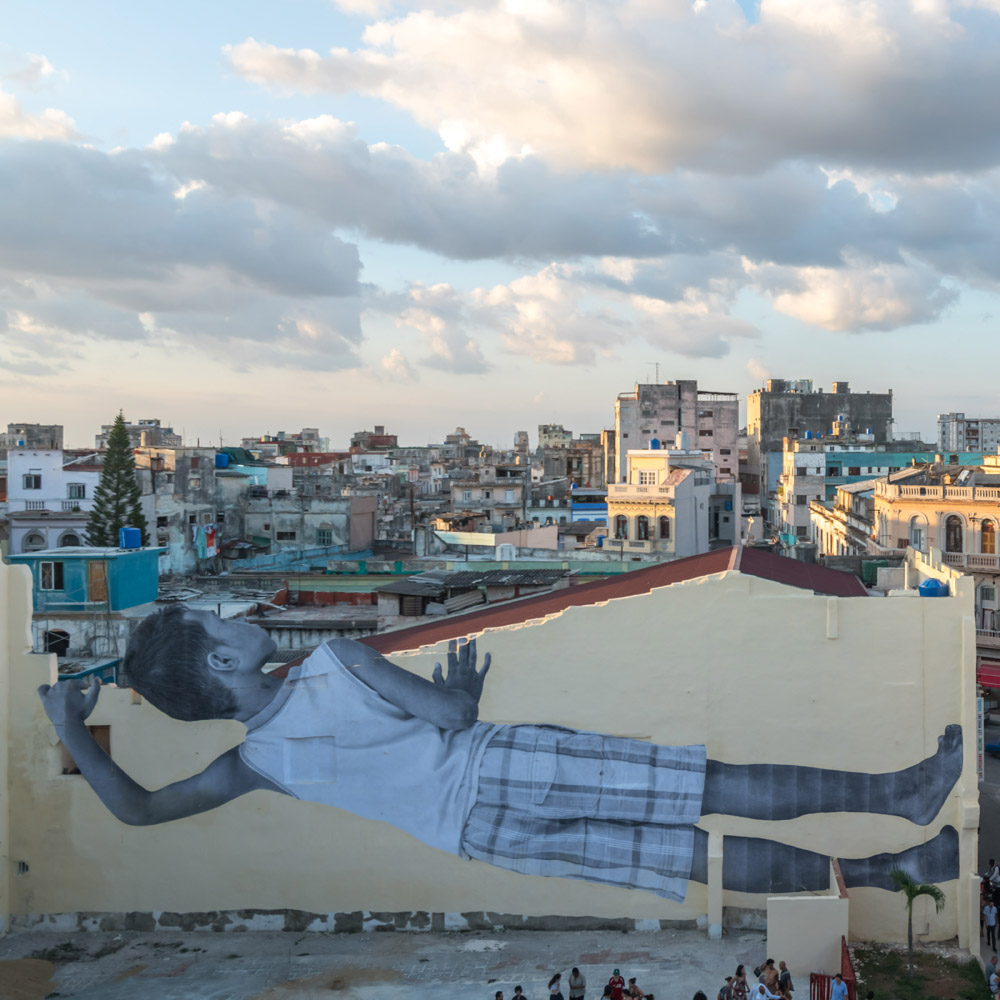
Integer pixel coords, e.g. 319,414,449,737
978,660,1000,689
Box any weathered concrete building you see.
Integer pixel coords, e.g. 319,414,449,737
243,493,376,554
94,418,181,451
938,412,1000,453
746,379,894,522
613,381,738,485
0,422,63,456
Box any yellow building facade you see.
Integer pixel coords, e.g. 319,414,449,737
0,552,979,953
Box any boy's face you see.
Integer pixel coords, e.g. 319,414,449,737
186,610,278,673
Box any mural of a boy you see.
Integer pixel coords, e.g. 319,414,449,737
39,605,962,900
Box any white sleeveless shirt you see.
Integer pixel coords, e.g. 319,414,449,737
239,643,499,855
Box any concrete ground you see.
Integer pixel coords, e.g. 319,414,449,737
0,926,769,1000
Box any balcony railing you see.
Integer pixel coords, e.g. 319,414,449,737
876,482,1000,502
608,483,675,496
977,629,1000,648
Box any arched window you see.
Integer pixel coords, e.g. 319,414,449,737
23,532,46,552
984,520,997,555
637,516,650,540
945,515,963,553
59,531,82,547
908,516,925,552
659,516,670,539
614,515,628,539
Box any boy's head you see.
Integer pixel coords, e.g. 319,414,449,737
123,605,277,722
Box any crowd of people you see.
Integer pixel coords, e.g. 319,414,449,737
493,958,802,1000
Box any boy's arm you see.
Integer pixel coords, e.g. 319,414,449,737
39,679,283,826
330,637,490,730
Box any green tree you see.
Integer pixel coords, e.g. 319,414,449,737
86,412,149,546
889,867,946,978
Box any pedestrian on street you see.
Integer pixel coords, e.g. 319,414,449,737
550,973,565,1000
760,960,779,992
718,975,734,1000
987,898,999,950
777,961,793,995
830,974,848,1000
608,970,625,1000
569,968,586,1000
985,954,998,984
514,987,527,1000
732,966,749,1000
753,985,778,1000
495,992,504,1000
627,977,646,999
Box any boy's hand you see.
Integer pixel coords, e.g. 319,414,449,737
432,638,491,704
38,678,101,730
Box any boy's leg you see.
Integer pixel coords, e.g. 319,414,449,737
700,725,962,826
688,826,959,893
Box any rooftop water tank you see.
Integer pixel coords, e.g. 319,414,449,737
917,578,949,598
119,526,141,550
650,438,661,450
805,430,813,439
215,452,230,468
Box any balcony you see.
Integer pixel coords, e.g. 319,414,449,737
602,538,659,554
978,629,1000,649
608,483,676,497
876,482,1000,502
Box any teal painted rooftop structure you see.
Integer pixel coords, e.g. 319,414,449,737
9,545,166,613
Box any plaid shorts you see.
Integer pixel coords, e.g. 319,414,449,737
460,725,706,901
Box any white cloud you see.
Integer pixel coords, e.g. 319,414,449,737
0,90,77,140
1,53,67,90
226,1,1000,174
380,347,418,381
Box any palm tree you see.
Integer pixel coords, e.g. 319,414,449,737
889,867,946,978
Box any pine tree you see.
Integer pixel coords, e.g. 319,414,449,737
86,411,150,546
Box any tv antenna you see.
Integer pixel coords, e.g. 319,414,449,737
645,361,661,384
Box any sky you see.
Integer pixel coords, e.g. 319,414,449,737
3,0,1000,450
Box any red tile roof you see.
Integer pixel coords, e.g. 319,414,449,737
362,546,866,653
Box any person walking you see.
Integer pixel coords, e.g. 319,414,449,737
549,974,565,1000
718,976,734,1000
987,898,999,950
569,968,586,1000
627,978,646,999
986,954,998,985
830,974,848,1000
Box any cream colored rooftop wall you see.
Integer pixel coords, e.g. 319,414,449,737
4,569,978,945
1,559,46,935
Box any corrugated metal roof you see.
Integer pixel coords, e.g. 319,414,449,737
362,547,866,653
440,569,566,588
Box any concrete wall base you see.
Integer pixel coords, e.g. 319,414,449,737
10,909,744,934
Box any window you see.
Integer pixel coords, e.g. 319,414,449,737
317,529,333,545
637,516,650,540
276,530,297,541
157,516,168,528
945,515,963,553
699,429,713,437
23,532,46,552
190,457,200,470
189,477,201,489
796,495,808,506
659,516,670,540
262,522,270,530
483,490,491,499
827,467,840,477
40,561,65,590
795,466,807,476
909,516,925,551
203,512,212,523
614,515,628,539
462,490,472,502
796,526,808,538
505,489,514,502
188,514,197,525
982,585,997,603
639,470,656,485
67,483,86,500
22,473,41,490
216,511,225,523
983,520,996,555
719,448,731,456
848,467,861,476
699,410,714,418
721,467,731,475
59,532,81,547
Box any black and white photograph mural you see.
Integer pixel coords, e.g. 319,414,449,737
38,605,963,901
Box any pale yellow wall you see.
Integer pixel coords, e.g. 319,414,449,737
768,891,848,976
4,569,978,944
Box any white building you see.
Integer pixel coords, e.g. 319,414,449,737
6,450,102,553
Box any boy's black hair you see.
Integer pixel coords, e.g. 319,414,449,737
123,604,239,721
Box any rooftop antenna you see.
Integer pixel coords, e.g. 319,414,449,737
645,361,660,384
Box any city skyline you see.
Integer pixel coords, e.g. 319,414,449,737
3,1,1000,446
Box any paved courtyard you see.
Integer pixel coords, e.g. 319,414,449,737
0,926,770,1000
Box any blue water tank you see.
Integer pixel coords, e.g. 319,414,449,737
119,526,141,549
805,430,812,439
215,452,230,468
918,578,949,598
650,438,661,450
